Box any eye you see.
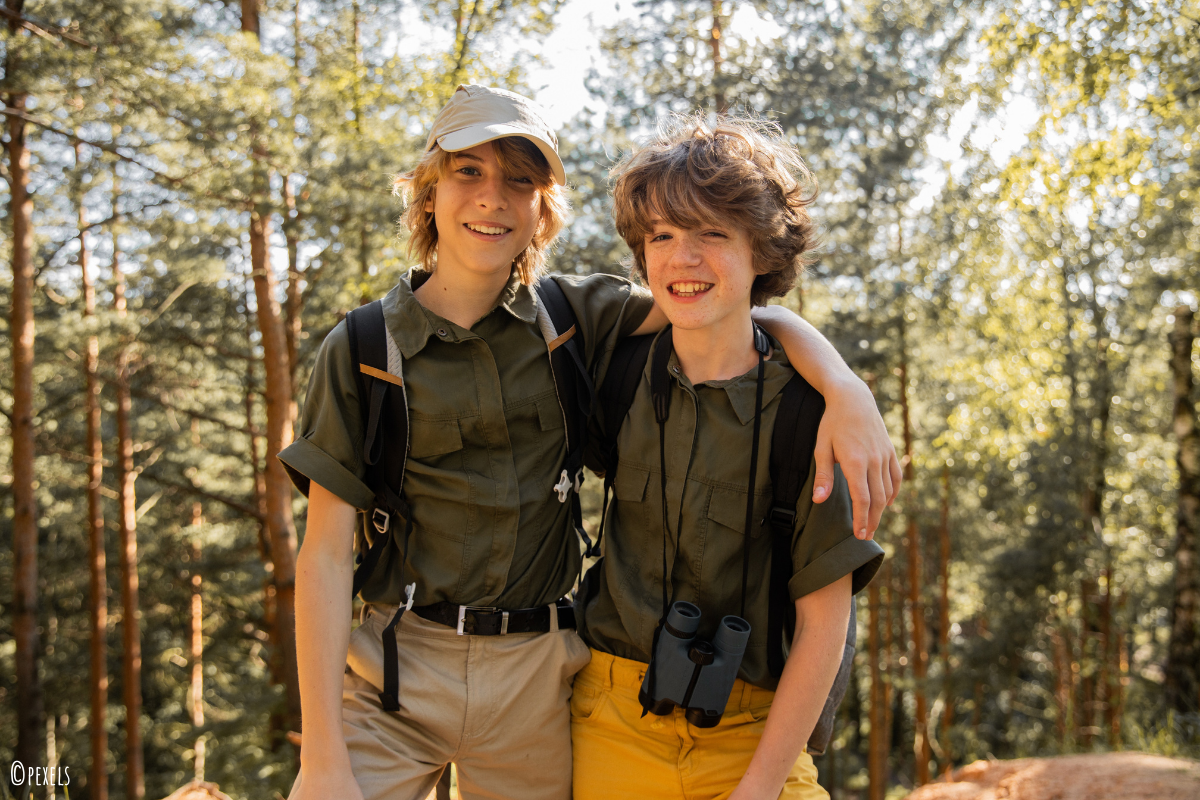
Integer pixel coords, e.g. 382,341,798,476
457,166,481,176
649,232,671,243
702,229,728,239
509,175,534,185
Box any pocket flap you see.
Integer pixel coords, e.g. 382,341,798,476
408,418,463,458
614,464,650,502
706,486,760,537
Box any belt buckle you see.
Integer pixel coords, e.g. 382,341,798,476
456,605,500,635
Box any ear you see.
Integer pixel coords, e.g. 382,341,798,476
424,186,436,214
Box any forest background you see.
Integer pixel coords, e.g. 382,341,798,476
1,1,1198,799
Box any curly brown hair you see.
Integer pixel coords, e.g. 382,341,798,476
610,114,819,306
394,137,569,284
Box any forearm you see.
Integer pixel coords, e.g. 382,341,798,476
734,577,852,798
295,488,358,774
752,305,858,397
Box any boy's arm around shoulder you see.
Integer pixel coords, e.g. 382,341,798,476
290,482,365,800
753,304,902,541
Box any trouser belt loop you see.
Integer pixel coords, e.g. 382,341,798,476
548,603,559,633
738,679,754,713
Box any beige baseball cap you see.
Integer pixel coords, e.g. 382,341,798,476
424,84,566,185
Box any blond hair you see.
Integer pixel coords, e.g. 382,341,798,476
394,137,569,284
610,114,819,305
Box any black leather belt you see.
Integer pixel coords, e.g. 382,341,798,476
412,601,576,636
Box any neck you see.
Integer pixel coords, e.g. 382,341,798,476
413,259,513,329
672,310,760,385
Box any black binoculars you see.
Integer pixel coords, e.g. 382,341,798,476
638,601,751,728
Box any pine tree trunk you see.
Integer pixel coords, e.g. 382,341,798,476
114,177,145,800
1166,305,1200,713
1078,577,1093,746
1100,559,1114,745
938,464,952,773
899,345,930,785
6,2,44,764
77,141,109,800
883,559,897,767
242,0,302,739
868,575,886,800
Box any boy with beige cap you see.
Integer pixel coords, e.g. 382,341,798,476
282,85,899,800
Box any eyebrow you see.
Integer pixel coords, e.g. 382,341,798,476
452,153,484,163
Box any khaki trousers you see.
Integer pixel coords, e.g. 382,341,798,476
290,604,591,800
571,649,826,800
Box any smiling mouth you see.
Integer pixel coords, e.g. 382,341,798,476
465,222,511,236
669,281,714,297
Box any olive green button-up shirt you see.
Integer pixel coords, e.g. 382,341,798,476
577,329,885,691
280,269,653,609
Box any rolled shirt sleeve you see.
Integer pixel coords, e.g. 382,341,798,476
278,321,376,510
788,462,885,601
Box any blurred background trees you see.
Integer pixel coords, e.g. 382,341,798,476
1,0,1197,797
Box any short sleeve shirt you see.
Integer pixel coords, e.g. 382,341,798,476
576,329,885,690
279,268,654,609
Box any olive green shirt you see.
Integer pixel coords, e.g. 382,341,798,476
280,268,654,609
577,329,884,691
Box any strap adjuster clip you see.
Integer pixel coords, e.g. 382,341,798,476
554,469,573,502
372,508,391,535
766,506,796,529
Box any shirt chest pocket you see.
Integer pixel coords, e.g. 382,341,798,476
408,418,464,459
706,487,765,538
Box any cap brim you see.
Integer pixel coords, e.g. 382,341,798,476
436,123,566,185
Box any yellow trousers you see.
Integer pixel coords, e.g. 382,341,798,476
571,649,827,800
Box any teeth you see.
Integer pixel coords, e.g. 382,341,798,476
467,223,508,235
671,282,713,295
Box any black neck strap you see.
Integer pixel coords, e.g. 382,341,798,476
650,324,770,627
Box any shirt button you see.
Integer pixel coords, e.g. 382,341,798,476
437,328,448,337
671,365,680,375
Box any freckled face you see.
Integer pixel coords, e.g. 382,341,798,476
426,141,541,280
643,218,756,333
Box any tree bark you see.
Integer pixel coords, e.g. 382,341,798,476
77,141,109,800
6,0,44,766
868,575,886,800
242,0,302,740
113,171,145,800
899,339,930,785
938,464,952,773
1166,305,1200,713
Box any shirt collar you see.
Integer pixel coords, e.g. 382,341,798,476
380,267,537,357
380,271,438,358
497,269,538,324
656,329,794,426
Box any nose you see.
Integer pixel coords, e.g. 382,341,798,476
668,233,702,268
474,172,509,210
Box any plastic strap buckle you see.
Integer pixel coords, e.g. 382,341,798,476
372,508,391,535
765,506,796,531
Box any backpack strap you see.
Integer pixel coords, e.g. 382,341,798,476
592,333,655,556
534,276,600,555
765,373,855,755
345,300,413,713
